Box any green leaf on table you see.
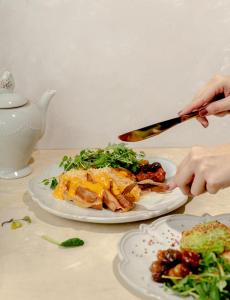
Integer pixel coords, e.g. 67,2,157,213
23,216,32,223
1,216,32,229
42,235,84,248
11,220,23,230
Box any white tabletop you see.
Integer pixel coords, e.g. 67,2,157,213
1,148,230,300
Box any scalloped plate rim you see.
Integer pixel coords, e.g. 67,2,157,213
117,213,230,299
27,157,187,224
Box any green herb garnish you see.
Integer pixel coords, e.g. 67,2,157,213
164,252,230,299
42,144,144,190
1,216,32,229
42,235,84,248
42,177,58,190
59,143,144,173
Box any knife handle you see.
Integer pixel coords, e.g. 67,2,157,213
182,92,225,120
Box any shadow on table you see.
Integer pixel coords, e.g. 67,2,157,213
23,191,191,235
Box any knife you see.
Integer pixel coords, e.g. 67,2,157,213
118,93,225,142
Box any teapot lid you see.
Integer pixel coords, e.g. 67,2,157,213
0,71,28,108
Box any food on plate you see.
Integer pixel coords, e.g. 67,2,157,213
53,167,141,212
180,221,230,254
59,143,144,173
150,221,230,299
135,162,166,183
43,144,167,212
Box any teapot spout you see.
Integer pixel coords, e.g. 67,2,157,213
37,90,56,113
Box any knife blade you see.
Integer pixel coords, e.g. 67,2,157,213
119,93,225,142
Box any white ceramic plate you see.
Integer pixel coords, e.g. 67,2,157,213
117,213,230,299
28,157,187,224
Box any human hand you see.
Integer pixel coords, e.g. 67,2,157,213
168,145,230,196
179,74,230,128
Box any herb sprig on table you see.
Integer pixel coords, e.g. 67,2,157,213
42,235,84,248
42,143,144,189
164,252,230,299
1,216,32,230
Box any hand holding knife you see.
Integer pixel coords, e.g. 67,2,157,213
118,93,225,142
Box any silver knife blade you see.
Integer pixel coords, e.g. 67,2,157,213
118,112,197,142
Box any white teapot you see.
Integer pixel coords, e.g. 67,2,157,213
0,71,56,179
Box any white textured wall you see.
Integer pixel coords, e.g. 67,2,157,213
1,0,230,149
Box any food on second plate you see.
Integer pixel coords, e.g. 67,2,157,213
150,221,230,299
43,143,167,212
180,220,230,254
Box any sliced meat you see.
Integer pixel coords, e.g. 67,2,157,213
122,183,137,195
62,180,70,198
102,190,122,212
74,186,103,210
116,194,134,211
86,172,95,183
53,167,141,212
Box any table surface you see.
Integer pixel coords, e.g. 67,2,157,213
1,148,230,300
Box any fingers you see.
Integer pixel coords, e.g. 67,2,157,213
176,168,207,196
206,181,219,194
174,170,194,195
179,75,228,116
196,116,209,128
171,155,195,195
169,147,208,196
179,82,219,115
190,174,206,196
179,97,207,116
168,155,191,193
215,111,230,117
205,96,230,115
168,178,192,195
204,109,230,118
168,144,230,196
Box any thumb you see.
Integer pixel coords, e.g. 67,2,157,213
205,96,230,115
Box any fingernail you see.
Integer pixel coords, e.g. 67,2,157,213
201,122,208,128
199,108,208,117
178,110,183,116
